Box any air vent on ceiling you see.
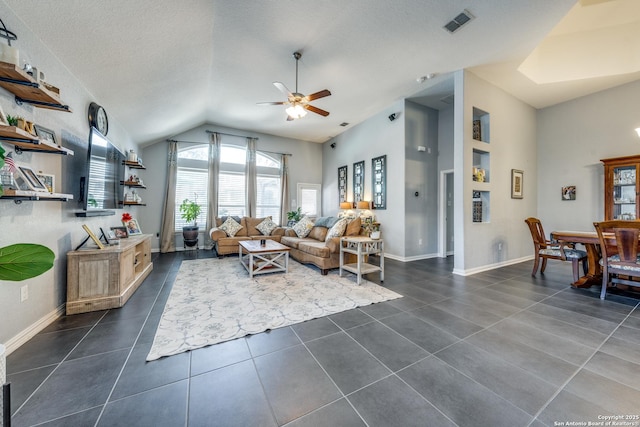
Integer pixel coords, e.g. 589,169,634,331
444,9,474,33
440,94,455,105
339,122,349,127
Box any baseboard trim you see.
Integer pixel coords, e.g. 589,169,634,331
452,255,533,276
4,304,65,356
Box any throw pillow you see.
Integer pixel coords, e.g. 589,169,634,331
256,217,278,236
219,217,243,237
308,226,328,242
345,216,362,236
292,216,314,238
325,218,348,241
314,216,340,228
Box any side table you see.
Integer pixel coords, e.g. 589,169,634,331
340,236,384,285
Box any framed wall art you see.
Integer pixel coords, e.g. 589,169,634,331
511,169,523,199
371,155,386,209
353,160,364,204
338,165,348,205
562,185,576,200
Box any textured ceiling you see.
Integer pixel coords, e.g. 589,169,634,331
2,0,636,144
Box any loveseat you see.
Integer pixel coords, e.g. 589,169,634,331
210,216,286,256
280,216,362,275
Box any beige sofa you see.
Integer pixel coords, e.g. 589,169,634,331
210,216,286,256
280,217,362,275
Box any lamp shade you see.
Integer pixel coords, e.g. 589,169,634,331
340,202,352,210
357,201,370,209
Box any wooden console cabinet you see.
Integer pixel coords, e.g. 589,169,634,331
66,234,153,314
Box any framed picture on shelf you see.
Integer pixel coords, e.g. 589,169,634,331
123,218,142,235
18,166,49,192
34,125,57,145
82,224,105,249
111,226,128,238
511,169,524,199
36,172,55,192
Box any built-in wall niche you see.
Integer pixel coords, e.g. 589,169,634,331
472,190,490,223
472,148,490,183
472,107,490,143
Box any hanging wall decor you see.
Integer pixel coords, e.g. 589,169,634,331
371,155,386,209
338,165,348,204
353,160,364,204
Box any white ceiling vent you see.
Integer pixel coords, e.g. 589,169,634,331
444,9,474,33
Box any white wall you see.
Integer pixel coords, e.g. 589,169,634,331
404,101,439,258
322,100,406,258
140,123,323,252
0,5,137,348
455,70,538,274
537,79,640,235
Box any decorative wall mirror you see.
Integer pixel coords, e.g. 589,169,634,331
353,160,364,204
371,155,386,209
338,165,348,204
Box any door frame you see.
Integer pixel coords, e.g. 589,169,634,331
438,169,454,258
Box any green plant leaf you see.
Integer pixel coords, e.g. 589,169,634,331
0,244,55,281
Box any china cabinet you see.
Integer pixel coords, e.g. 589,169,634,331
602,155,640,220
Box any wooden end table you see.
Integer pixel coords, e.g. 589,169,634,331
239,240,290,278
339,236,384,285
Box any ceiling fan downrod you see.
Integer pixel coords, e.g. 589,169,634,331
293,51,301,94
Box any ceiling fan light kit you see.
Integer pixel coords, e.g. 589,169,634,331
257,51,331,121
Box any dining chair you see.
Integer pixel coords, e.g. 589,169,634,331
593,220,640,300
524,217,587,282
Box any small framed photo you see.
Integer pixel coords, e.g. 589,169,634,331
82,224,105,249
36,172,55,193
34,124,57,146
18,166,49,192
111,226,128,238
511,169,524,199
562,186,576,201
123,218,142,235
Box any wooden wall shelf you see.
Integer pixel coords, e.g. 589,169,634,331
0,124,73,155
121,180,146,188
123,160,146,169
0,188,73,202
0,61,71,112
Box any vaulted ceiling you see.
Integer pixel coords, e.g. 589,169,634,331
3,0,638,144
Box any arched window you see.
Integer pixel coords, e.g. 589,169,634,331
174,142,282,231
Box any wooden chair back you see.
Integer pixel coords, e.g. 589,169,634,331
524,217,550,250
593,220,640,267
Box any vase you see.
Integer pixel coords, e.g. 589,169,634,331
182,226,199,248
370,231,381,239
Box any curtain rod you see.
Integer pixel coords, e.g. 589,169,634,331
166,139,292,157
206,130,258,139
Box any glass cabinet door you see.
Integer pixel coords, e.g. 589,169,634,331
612,165,637,220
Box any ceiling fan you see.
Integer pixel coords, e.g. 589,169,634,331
257,51,331,121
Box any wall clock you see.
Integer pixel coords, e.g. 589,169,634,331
88,102,108,135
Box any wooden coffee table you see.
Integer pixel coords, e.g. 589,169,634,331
239,240,291,278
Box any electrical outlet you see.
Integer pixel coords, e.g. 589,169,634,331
498,242,503,251
418,238,423,245
21,285,28,302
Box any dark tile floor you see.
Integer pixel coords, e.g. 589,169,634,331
7,251,640,426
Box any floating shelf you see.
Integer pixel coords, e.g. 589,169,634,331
120,180,146,188
0,124,73,155
0,61,71,112
0,188,73,203
121,201,146,206
123,160,146,169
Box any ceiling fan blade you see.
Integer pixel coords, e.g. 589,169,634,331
256,101,288,106
304,104,330,117
273,82,292,97
306,89,331,101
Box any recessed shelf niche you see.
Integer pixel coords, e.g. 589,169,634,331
472,107,490,143
472,190,490,223
472,149,490,183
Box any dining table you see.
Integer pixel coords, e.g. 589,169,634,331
550,230,603,288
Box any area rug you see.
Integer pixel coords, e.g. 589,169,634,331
146,257,402,361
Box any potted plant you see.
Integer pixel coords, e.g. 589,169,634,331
286,207,302,227
179,197,202,248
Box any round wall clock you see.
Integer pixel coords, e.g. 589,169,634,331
88,102,109,135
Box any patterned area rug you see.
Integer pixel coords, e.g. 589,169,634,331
147,257,402,361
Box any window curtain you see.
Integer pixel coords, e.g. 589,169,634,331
245,137,257,217
206,132,221,247
279,154,290,225
160,141,178,253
